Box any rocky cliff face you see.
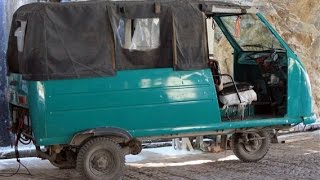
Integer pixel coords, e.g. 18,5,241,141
214,0,320,117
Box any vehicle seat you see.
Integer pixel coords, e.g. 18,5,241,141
208,59,257,106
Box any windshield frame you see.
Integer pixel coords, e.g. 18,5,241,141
213,13,285,53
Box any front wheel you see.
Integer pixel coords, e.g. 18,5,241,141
231,130,270,162
76,137,125,180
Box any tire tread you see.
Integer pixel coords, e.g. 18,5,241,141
231,131,270,162
76,137,125,180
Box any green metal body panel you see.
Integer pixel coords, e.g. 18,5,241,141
26,67,315,146
28,68,223,145
10,13,316,146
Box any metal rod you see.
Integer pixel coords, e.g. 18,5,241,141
213,74,242,103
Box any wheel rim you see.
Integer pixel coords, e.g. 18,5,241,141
242,133,263,154
89,149,115,177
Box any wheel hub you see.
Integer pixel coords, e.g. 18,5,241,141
95,156,109,169
242,133,262,154
89,150,114,175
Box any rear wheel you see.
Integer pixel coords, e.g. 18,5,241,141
76,137,125,180
231,130,270,162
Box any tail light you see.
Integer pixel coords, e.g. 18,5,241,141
18,95,27,105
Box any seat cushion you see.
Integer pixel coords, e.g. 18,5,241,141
219,89,257,106
220,82,254,96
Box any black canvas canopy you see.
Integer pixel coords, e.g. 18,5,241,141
7,0,209,80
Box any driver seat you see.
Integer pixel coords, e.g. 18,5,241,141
208,59,257,106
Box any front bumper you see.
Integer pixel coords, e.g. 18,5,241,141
303,114,317,125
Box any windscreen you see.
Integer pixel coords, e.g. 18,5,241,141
221,14,283,51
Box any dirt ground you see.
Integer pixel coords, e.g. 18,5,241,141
0,131,319,180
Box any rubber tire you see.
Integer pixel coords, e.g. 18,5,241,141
231,130,270,162
76,137,125,180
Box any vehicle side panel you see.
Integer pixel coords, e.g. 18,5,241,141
28,68,221,145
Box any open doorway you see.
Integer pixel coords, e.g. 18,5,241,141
207,14,288,121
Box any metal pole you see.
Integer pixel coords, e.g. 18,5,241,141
0,0,11,147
